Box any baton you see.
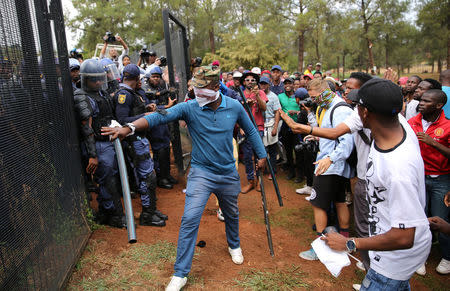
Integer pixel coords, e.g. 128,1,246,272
110,121,137,243
237,87,283,206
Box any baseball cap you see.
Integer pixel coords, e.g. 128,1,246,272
150,66,162,75
316,62,322,66
123,64,140,77
357,78,403,116
284,77,293,83
232,71,243,78
271,65,282,71
346,89,359,102
260,76,271,84
192,65,220,88
262,70,271,75
304,73,314,80
251,67,261,75
69,58,80,71
294,88,308,100
212,60,220,67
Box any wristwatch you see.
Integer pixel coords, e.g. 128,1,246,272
346,238,357,253
124,123,136,136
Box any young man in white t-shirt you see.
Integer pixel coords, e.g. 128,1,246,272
323,79,431,290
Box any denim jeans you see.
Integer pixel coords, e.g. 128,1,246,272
173,167,241,277
360,269,410,291
241,130,264,181
425,174,450,260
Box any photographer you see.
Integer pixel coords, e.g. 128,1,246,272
99,33,129,68
291,88,317,196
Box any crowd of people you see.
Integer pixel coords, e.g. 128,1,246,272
67,34,449,291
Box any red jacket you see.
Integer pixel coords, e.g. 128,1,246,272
408,111,450,175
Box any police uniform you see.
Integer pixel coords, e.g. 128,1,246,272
73,59,125,228
115,64,166,226
141,67,176,189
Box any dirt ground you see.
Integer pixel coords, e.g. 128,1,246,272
67,164,449,290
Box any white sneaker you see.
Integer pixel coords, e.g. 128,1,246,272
296,186,312,195
352,284,361,291
436,258,450,274
416,263,426,276
305,196,311,201
165,276,187,291
228,247,244,265
356,261,365,271
217,208,224,222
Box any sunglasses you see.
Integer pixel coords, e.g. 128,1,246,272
245,79,256,82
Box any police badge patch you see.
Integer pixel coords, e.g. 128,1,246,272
118,94,126,104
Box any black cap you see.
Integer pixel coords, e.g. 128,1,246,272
149,51,157,56
284,77,293,83
357,78,403,116
347,89,359,102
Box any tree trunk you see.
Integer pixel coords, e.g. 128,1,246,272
385,34,389,68
298,31,305,72
361,0,375,71
209,25,215,54
337,55,340,79
438,58,442,73
342,54,345,78
431,61,434,73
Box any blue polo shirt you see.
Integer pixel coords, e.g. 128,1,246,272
144,94,267,175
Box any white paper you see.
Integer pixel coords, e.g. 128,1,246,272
311,237,350,277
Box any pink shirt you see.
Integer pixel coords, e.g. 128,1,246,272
244,90,268,131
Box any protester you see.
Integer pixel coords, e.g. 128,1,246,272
408,89,450,275
323,78,431,291
101,65,267,291
260,76,281,179
270,65,284,95
312,63,322,75
239,71,268,193
404,75,422,120
304,64,313,75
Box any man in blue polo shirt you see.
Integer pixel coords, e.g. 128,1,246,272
270,65,285,95
102,66,267,291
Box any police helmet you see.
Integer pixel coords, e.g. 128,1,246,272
79,59,107,91
99,58,120,82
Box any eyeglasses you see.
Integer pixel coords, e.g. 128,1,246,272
245,79,256,82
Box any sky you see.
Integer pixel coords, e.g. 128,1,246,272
61,0,79,50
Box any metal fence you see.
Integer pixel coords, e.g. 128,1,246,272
0,0,90,289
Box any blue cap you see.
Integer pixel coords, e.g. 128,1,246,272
271,65,282,71
123,64,140,77
294,88,308,100
150,66,162,75
260,76,271,84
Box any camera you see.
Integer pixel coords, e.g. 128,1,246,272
140,45,150,57
299,97,314,108
294,139,319,153
158,56,167,67
103,32,116,43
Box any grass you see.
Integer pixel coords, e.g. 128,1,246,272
129,240,178,268
234,265,309,290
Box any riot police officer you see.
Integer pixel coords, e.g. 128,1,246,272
99,58,121,97
115,64,167,226
142,66,178,189
73,58,125,228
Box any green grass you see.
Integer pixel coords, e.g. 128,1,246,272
234,265,309,290
129,240,177,267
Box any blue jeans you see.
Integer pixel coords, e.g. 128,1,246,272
425,174,450,260
360,269,410,291
174,167,241,277
241,130,264,181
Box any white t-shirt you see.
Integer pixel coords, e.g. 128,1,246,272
365,125,431,281
405,99,419,120
343,109,419,180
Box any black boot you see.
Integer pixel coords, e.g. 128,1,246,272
157,178,173,189
167,175,178,185
139,207,166,227
154,209,168,220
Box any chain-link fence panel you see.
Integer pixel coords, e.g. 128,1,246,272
0,0,90,289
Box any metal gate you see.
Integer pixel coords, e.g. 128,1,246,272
0,0,90,289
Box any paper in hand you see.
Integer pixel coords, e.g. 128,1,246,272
311,237,350,277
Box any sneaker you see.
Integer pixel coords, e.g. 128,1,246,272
217,208,224,222
416,263,426,276
165,276,187,291
352,284,361,291
228,247,244,265
268,174,273,180
299,248,318,261
296,186,312,195
356,261,365,271
305,196,311,201
436,258,450,274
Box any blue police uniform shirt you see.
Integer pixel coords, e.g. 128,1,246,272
144,94,267,175
115,83,146,124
